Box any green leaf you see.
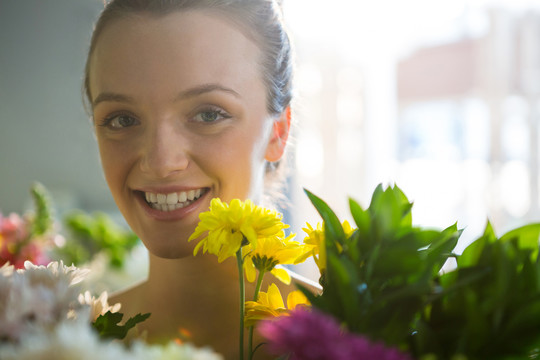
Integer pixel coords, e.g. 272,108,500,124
92,311,150,340
124,312,151,331
372,244,423,277
326,252,362,323
436,266,491,297
500,223,540,256
349,198,369,234
56,211,140,268
29,182,54,237
458,221,495,268
426,224,462,274
368,184,413,238
483,220,497,241
304,189,345,244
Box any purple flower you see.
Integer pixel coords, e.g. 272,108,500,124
258,308,413,360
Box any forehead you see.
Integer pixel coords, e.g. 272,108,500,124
88,10,265,102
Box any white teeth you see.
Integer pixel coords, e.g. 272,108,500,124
144,188,206,212
178,191,187,202
149,201,187,212
157,193,167,204
166,193,178,204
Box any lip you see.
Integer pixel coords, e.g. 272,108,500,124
134,187,210,221
136,185,206,194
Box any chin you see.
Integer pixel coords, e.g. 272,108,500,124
140,235,197,260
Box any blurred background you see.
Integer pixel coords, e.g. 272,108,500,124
284,0,540,258
2,0,540,281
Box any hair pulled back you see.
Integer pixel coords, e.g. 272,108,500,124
83,0,294,117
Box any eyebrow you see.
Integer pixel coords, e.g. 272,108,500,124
92,92,135,107
92,83,241,108
174,83,241,101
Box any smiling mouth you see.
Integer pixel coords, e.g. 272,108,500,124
141,188,209,212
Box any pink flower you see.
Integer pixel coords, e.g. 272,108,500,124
0,213,29,244
0,213,49,269
258,308,413,360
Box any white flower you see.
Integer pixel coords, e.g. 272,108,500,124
0,261,90,342
0,260,224,360
0,262,14,276
130,341,224,360
0,317,127,360
21,260,90,286
0,316,224,360
78,291,121,322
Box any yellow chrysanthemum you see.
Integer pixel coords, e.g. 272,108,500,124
244,283,310,327
299,220,355,273
188,198,288,262
242,233,311,284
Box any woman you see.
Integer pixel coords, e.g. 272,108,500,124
84,0,316,358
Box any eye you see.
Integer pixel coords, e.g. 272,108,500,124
99,114,140,129
192,107,231,123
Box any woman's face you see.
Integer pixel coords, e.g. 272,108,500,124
89,11,285,258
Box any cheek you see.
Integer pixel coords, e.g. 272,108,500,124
202,127,268,199
97,138,131,193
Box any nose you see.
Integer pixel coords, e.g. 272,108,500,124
139,120,189,178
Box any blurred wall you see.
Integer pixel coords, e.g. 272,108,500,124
0,0,116,214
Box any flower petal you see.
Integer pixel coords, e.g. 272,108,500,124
271,267,291,285
267,283,285,310
287,290,310,309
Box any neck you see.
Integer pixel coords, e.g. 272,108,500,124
146,252,241,300
141,252,248,349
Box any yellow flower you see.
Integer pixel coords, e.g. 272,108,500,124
189,198,288,262
244,283,310,327
300,220,355,273
242,233,311,284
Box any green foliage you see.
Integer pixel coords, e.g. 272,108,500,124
303,184,540,360
55,211,139,268
414,221,540,359
303,185,461,346
92,311,150,340
29,182,54,237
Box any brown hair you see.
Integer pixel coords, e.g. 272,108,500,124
83,0,294,116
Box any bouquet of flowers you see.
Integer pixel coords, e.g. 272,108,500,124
0,185,222,359
291,185,540,360
0,183,57,269
1,182,146,293
0,261,222,360
5,182,540,360
188,191,417,359
190,184,540,360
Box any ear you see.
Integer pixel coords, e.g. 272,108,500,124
265,106,291,162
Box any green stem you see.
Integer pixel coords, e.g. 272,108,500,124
248,270,266,360
236,250,245,360
253,269,265,301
